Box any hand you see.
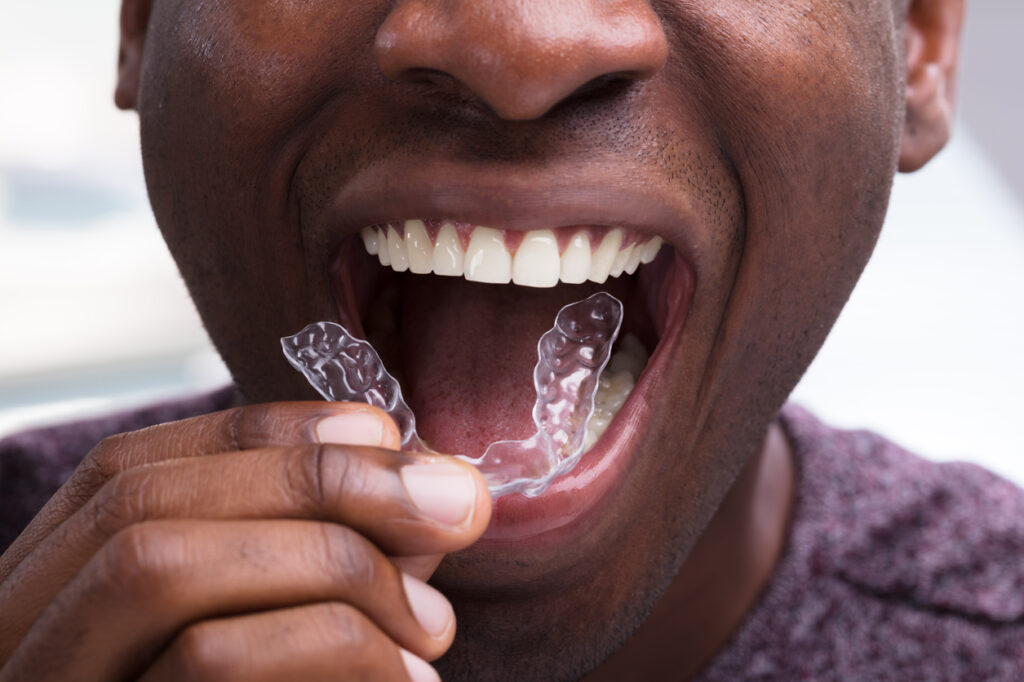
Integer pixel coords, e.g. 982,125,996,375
0,402,490,681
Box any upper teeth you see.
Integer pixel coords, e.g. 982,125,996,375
360,220,664,287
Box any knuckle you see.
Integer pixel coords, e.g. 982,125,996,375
87,433,130,479
284,444,327,514
318,523,382,592
320,444,375,504
78,433,132,501
224,406,245,451
87,472,148,538
320,601,374,654
96,523,181,605
285,443,357,515
171,621,236,682
88,473,143,536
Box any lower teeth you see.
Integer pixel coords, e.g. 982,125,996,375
584,333,648,451
281,293,637,498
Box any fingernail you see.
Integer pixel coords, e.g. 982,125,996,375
400,649,440,682
315,411,384,446
401,461,477,526
402,573,454,639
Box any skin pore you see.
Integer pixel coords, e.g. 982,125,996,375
49,0,962,679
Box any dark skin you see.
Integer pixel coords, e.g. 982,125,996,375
0,0,962,680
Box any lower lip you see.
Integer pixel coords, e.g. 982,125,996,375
479,253,693,547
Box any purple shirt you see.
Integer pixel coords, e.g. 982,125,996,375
2,396,1023,679
695,406,1024,681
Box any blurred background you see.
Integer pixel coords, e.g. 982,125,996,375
2,3,1022,482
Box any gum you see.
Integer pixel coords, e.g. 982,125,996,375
281,292,623,498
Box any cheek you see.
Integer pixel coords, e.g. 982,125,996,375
692,1,900,365
136,0,385,399
139,0,381,195
650,2,903,468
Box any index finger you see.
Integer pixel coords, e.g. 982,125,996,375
0,402,399,581
94,401,402,472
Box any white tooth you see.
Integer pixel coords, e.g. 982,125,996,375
608,333,648,379
588,413,610,437
582,333,649,454
465,226,512,284
609,243,635,278
432,222,465,276
377,228,391,266
602,373,633,412
387,225,409,272
404,219,434,274
603,395,626,415
560,232,591,284
639,236,664,264
624,244,644,274
512,229,560,287
361,227,380,255
588,229,623,283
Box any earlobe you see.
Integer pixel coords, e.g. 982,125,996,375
899,62,954,172
898,0,964,173
114,0,152,111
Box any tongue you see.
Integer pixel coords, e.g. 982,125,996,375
402,276,621,456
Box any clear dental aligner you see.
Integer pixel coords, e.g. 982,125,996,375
281,292,623,498
280,319,428,453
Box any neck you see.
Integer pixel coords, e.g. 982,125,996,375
583,418,795,681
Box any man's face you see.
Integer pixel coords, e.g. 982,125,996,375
129,0,908,677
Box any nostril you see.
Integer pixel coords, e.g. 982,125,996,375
375,1,668,121
403,67,456,88
569,73,638,100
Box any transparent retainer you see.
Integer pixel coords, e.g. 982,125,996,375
281,292,623,498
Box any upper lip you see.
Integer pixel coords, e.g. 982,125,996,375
313,158,698,258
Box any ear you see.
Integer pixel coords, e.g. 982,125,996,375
898,0,965,172
114,0,152,110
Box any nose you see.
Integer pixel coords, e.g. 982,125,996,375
374,0,668,121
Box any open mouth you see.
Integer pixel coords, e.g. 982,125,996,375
330,219,693,543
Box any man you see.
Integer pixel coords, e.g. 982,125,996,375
4,0,1018,679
